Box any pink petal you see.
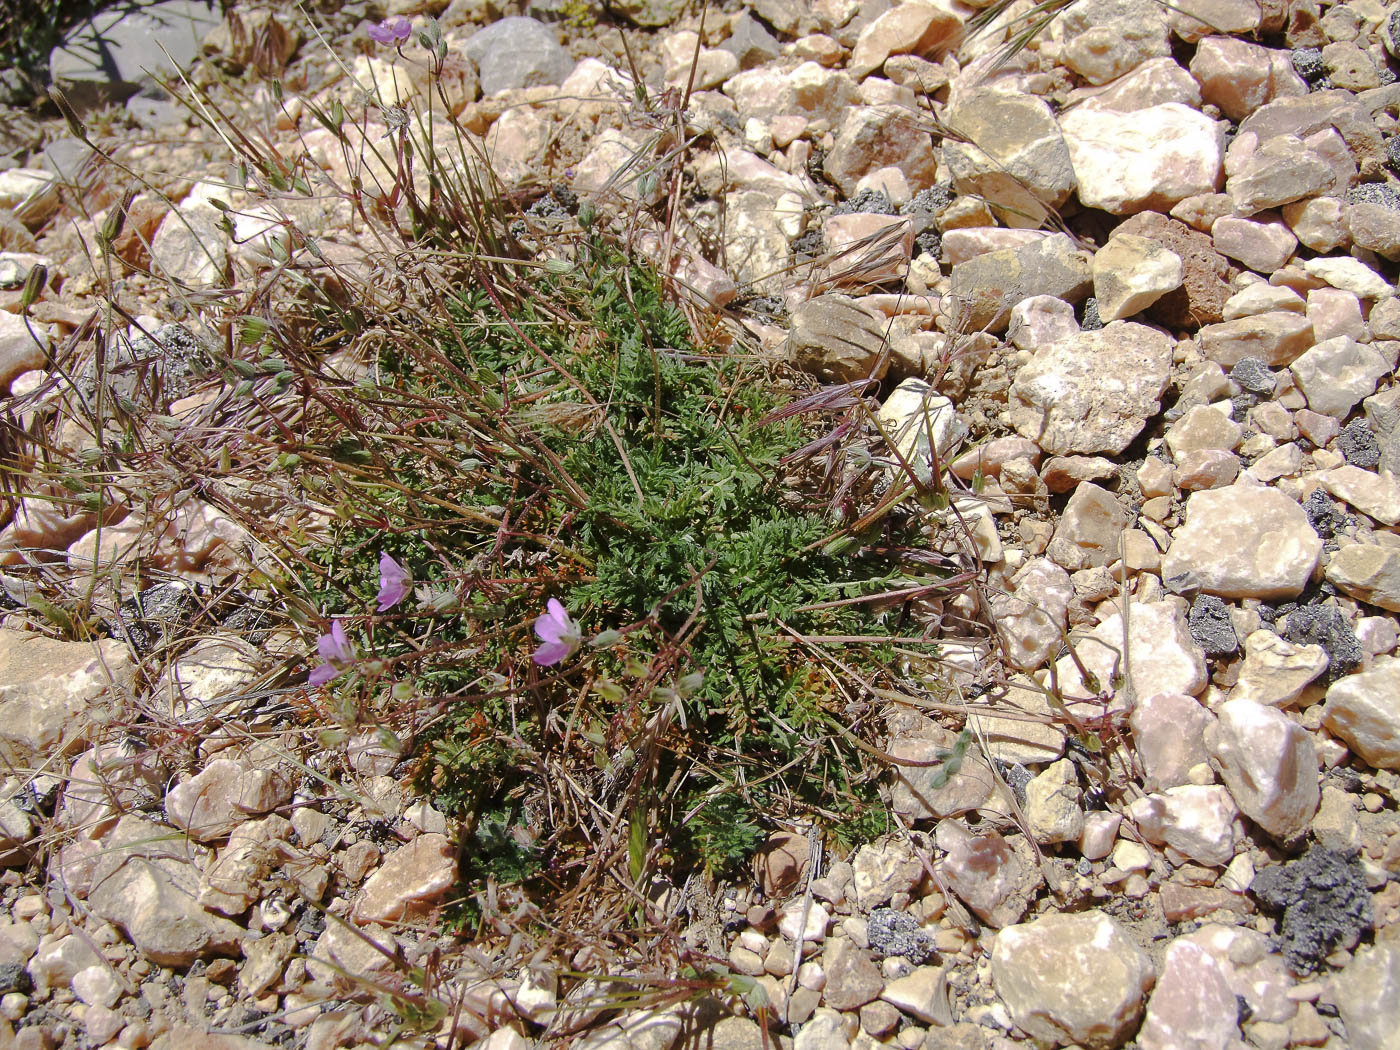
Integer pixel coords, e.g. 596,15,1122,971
532,640,571,666
535,613,565,644
309,663,341,687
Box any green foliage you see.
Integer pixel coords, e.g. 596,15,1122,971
681,793,767,878
292,242,930,910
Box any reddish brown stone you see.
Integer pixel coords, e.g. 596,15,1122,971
1114,212,1234,327
1159,882,1255,921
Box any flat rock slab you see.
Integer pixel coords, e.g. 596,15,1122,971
50,0,222,109
0,629,135,768
991,910,1154,1049
947,233,1092,334
1161,485,1321,598
1009,321,1172,455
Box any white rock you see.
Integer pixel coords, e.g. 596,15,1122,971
1206,699,1319,840
1138,939,1241,1050
1060,103,1223,215
1229,629,1328,707
1323,659,1400,768
1127,785,1242,866
1092,235,1183,322
991,911,1154,1048
876,379,959,484
778,900,831,943
1289,337,1389,419
1161,484,1321,599
1023,759,1084,845
991,557,1074,671
1302,256,1394,299
1318,466,1400,525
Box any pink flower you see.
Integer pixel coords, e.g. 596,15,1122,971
533,598,581,666
309,620,354,686
367,16,412,44
377,552,412,611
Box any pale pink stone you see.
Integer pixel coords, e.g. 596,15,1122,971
1066,56,1201,113
1306,287,1365,342
1175,448,1242,490
847,3,964,80
1281,197,1352,253
949,436,1042,479
1060,103,1223,215
1130,692,1216,792
1079,811,1121,861
1206,699,1319,841
941,228,1050,265
822,213,914,283
1190,36,1306,123
1127,785,1242,866
1006,294,1079,352
1139,940,1241,1050
1211,214,1297,274
352,834,457,924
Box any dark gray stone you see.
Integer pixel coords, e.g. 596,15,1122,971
1303,489,1349,538
1189,593,1239,656
1348,182,1400,210
1230,357,1275,397
1283,603,1362,680
1080,296,1103,330
832,188,896,216
1292,47,1326,84
1252,847,1372,973
49,0,222,111
866,907,937,963
460,16,573,96
1338,419,1381,468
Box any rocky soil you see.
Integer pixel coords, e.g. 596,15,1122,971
2,0,1400,1047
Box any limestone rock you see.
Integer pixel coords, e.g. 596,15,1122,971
1206,699,1319,841
888,728,995,820
1211,214,1297,274
1113,211,1232,326
723,62,860,125
991,911,1154,1050
0,631,135,768
87,816,243,967
1317,465,1400,525
1138,938,1242,1050
1023,759,1083,846
936,822,1041,929
1326,543,1400,612
787,295,890,382
1189,36,1305,123
943,91,1075,228
1049,0,1170,85
1229,629,1328,707
1332,943,1400,1050
1008,322,1172,455
875,379,959,483
1091,235,1182,322
1130,692,1216,792
1198,312,1314,368
1060,103,1223,215
848,2,964,79
825,105,939,197
1323,659,1400,768
460,17,572,95
1226,134,1336,215
851,837,922,912
1046,482,1130,571
991,557,1073,671
968,677,1067,765
1289,336,1389,419
1303,256,1394,299
353,833,458,924
1127,785,1243,866
946,233,1092,333
1161,484,1321,599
